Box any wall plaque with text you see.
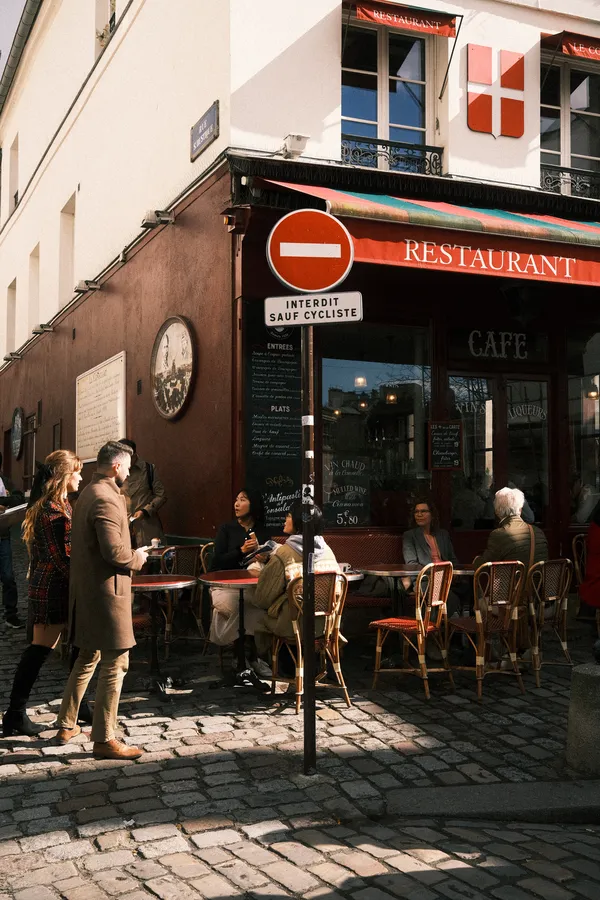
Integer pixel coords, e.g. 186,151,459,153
76,351,126,463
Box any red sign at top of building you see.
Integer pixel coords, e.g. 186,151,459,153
267,209,354,293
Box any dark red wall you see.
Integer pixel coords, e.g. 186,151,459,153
0,171,235,538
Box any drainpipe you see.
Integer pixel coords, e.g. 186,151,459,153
0,0,43,117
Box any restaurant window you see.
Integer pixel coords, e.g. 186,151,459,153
568,330,600,523
342,23,428,168
320,324,430,528
449,376,494,530
541,61,600,198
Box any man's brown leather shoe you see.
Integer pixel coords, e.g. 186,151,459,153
56,725,81,745
93,738,143,760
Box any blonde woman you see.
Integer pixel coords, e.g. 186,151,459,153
2,450,82,737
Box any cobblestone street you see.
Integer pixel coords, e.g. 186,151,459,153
2,538,600,899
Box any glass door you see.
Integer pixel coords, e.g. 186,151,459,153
449,374,549,528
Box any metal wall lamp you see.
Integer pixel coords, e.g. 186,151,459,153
74,280,101,293
32,324,54,334
141,209,175,229
3,352,22,361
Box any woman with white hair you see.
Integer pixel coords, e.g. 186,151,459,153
473,486,548,570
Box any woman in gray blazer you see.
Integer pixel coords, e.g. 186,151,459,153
402,499,464,616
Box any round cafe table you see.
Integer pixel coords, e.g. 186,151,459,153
356,564,475,615
132,574,198,674
198,570,259,672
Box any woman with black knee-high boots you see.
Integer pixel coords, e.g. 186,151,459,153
2,450,84,737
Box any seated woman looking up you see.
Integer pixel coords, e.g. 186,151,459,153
250,501,339,660
209,489,271,656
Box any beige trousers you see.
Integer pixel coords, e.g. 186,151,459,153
57,648,129,743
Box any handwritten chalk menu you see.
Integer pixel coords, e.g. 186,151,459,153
245,306,302,530
76,352,126,463
429,421,462,470
323,455,370,526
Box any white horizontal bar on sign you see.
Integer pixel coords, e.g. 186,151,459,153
279,242,341,258
264,291,363,327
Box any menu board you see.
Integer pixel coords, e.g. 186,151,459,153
429,421,462,470
323,455,370,526
76,352,126,463
245,309,301,531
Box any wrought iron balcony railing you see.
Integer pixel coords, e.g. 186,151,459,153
540,163,600,201
341,134,444,176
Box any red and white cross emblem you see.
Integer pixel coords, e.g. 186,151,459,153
467,44,525,138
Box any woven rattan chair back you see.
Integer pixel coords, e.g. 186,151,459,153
474,560,525,632
415,561,453,632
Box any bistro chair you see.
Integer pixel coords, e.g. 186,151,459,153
159,544,205,658
270,572,350,714
449,560,526,699
200,541,215,574
526,559,573,687
369,561,454,700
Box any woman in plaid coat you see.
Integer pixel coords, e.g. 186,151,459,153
2,450,82,737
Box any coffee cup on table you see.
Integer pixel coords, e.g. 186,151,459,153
340,562,351,573
151,538,160,549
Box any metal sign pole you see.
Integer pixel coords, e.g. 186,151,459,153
301,324,317,775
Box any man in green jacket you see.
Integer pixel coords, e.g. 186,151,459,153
473,486,548,570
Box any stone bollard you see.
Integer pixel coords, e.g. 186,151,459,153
567,663,600,775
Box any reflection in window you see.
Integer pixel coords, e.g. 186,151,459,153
568,330,600,523
449,376,493,530
321,326,430,527
506,380,548,525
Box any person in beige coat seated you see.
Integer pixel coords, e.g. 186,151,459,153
249,501,339,663
473,486,548,570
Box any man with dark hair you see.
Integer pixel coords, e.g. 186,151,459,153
119,439,167,548
0,451,22,629
55,440,148,759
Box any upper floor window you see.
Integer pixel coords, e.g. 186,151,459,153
341,23,440,173
541,61,600,198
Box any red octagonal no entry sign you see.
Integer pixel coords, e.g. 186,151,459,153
267,208,354,293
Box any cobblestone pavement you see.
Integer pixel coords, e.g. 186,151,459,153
2,536,600,899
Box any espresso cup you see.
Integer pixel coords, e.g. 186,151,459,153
151,538,160,548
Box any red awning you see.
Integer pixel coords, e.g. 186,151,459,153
541,30,600,61
355,1,456,37
257,179,600,289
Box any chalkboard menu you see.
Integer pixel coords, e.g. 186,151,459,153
245,306,302,531
323,454,370,526
429,421,462,470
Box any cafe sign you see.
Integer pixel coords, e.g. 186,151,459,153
449,328,547,364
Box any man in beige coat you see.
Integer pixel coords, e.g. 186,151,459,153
55,441,147,760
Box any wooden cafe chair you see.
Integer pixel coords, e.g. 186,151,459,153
369,561,454,700
526,559,573,687
449,560,526,699
269,572,350,714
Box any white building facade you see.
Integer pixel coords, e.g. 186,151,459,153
1,0,599,356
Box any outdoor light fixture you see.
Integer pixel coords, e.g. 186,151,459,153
588,388,599,399
386,392,398,404
354,375,367,388
333,409,341,417
74,280,100,292
359,400,368,409
141,209,175,229
282,133,310,159
3,352,22,361
32,324,54,334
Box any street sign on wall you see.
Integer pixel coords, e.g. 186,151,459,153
266,209,354,292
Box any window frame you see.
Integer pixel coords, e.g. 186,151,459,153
541,53,600,174
342,18,436,152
